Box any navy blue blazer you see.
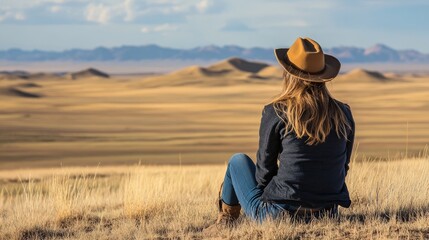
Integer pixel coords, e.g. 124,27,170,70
255,101,355,208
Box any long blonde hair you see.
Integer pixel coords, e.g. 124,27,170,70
270,71,351,145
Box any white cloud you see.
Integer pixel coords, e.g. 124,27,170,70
169,5,190,14
0,11,26,22
49,5,62,13
141,23,178,33
123,0,134,21
195,0,224,13
82,0,196,25
0,0,226,25
195,0,210,13
85,3,111,24
14,12,26,20
140,26,150,33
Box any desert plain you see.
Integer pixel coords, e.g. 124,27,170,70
1,58,429,169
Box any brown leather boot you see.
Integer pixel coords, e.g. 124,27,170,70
202,200,241,235
202,182,241,236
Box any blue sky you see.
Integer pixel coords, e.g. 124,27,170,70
1,0,428,52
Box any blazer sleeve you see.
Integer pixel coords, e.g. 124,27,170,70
344,103,355,176
255,104,283,189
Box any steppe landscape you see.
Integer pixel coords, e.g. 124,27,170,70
1,58,429,168
1,58,429,239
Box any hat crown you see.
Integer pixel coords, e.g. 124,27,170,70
286,37,325,74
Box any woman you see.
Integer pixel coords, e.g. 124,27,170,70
203,37,355,233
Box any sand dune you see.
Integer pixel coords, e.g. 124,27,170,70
339,68,391,82
14,82,41,88
169,57,269,78
67,68,110,79
169,65,224,77
0,87,42,98
1,59,429,169
207,57,269,73
138,58,275,87
383,72,402,78
258,66,283,79
28,72,60,79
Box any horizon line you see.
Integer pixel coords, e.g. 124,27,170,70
0,42,426,54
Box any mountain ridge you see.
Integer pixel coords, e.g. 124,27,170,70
1,43,429,63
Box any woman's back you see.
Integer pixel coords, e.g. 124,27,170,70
256,101,355,208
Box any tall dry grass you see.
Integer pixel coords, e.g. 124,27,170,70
1,155,429,239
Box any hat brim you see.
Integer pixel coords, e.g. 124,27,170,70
274,48,341,82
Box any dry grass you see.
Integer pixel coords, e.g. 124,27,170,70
1,155,428,239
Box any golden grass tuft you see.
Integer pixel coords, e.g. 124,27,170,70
1,156,429,239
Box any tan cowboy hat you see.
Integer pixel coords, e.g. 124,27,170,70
274,37,341,82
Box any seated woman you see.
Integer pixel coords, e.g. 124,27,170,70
203,37,355,233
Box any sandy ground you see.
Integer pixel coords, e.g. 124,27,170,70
1,59,429,169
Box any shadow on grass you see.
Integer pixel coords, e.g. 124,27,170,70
19,213,116,239
58,214,114,233
344,205,429,223
20,227,72,240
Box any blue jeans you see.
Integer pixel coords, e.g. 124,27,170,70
221,153,338,223
221,153,292,223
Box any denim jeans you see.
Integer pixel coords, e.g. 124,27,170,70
221,153,338,223
221,153,290,223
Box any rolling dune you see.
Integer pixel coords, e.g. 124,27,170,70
1,60,429,169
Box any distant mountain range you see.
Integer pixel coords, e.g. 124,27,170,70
1,44,429,63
